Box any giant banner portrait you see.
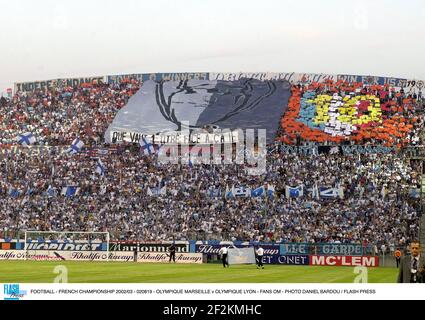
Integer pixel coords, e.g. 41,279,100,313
105,79,291,144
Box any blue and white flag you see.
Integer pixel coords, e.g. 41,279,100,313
267,184,276,198
95,159,105,176
17,133,36,147
9,188,21,198
225,185,234,199
234,186,251,198
312,183,320,200
61,186,80,197
140,137,163,156
147,186,167,197
46,185,56,198
251,186,265,198
208,186,222,198
285,186,304,198
66,138,85,154
319,187,339,199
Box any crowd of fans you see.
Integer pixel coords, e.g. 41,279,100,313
0,79,423,249
0,81,141,147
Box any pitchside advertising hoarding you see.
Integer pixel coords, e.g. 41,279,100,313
310,255,379,267
0,241,378,267
0,250,203,264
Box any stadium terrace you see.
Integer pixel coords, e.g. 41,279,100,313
0,71,423,253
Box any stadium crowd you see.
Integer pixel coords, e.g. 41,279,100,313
0,81,141,147
0,80,423,250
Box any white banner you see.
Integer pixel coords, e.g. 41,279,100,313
111,130,239,145
136,253,203,264
228,248,256,265
1,284,424,300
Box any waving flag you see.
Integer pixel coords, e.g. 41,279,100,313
17,133,36,147
234,186,252,198
225,185,234,199
285,186,304,198
9,188,21,198
95,159,105,176
267,184,276,198
251,186,265,198
66,138,84,154
61,186,80,197
140,137,163,156
147,185,167,197
46,185,56,198
208,186,222,198
319,187,339,199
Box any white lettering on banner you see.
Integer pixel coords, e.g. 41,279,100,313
137,253,203,264
15,77,106,92
321,244,362,256
111,131,238,145
25,243,103,251
278,255,308,265
310,255,379,267
210,72,423,89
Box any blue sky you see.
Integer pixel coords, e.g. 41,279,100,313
0,0,424,92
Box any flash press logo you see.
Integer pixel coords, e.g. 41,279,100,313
4,284,27,300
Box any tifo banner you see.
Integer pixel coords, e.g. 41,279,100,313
15,71,425,93
136,253,203,264
279,82,420,147
278,145,396,155
107,72,209,85
15,76,106,92
105,79,291,144
109,242,189,253
210,72,423,89
310,255,379,267
228,247,256,265
110,130,239,145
